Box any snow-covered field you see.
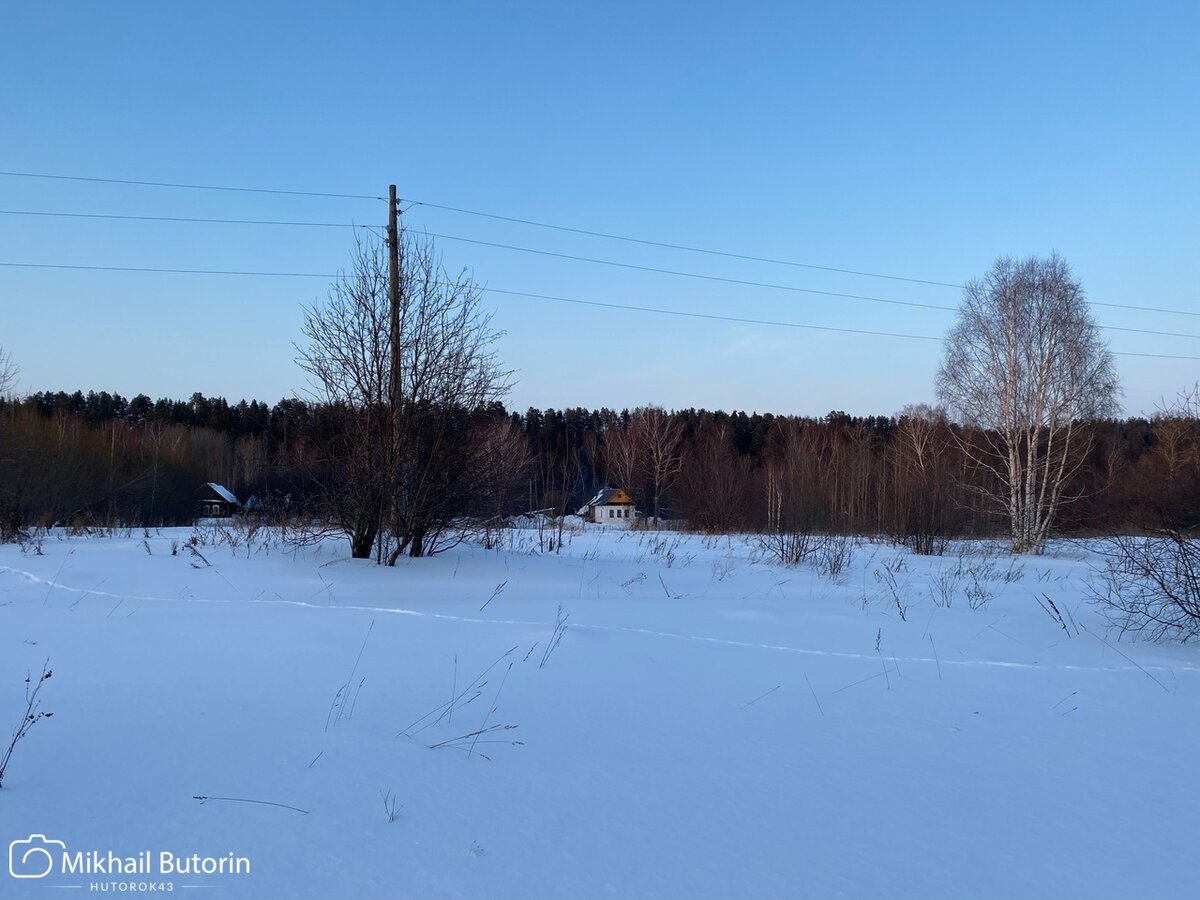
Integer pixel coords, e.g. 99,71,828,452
1,527,1196,899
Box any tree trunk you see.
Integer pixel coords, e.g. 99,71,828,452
350,523,378,559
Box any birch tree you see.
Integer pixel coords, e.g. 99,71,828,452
633,406,683,526
936,254,1119,552
604,421,641,495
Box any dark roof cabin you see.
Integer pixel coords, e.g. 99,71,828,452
197,482,239,520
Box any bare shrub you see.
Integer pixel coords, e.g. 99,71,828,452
923,546,1017,611
711,558,738,582
1089,532,1200,642
635,533,686,567
758,530,815,566
874,557,910,621
813,534,854,579
17,527,46,556
907,531,950,557
964,577,994,611
759,531,853,579
999,558,1026,584
929,568,960,608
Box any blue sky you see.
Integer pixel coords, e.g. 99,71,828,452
1,1,1197,416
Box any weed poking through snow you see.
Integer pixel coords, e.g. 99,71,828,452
381,790,403,822
399,646,518,738
539,606,569,669
192,794,309,815
0,659,53,789
325,619,374,732
479,581,507,612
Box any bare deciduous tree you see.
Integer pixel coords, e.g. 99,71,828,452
679,420,751,532
297,238,392,558
0,347,17,398
1091,531,1200,642
1150,383,1200,521
633,406,683,526
936,254,1119,552
888,403,957,554
604,422,640,495
473,417,532,522
763,418,825,536
297,231,510,559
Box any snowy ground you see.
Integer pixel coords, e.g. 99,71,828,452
1,527,1196,899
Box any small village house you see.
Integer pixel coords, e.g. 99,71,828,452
577,488,639,525
197,482,239,520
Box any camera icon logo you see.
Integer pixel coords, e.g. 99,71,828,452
9,834,66,879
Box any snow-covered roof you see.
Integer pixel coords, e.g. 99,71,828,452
580,488,635,510
206,482,239,505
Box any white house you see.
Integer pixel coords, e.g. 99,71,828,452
577,488,639,525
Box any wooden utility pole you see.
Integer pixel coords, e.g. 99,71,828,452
387,184,401,420
384,185,403,554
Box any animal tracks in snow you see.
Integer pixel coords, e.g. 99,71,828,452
3,563,1196,677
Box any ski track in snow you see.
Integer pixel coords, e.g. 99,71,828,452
3,563,1197,676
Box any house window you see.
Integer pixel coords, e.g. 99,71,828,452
608,509,614,518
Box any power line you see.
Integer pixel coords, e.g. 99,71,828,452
1097,323,1200,340
403,198,964,289
2,259,1197,361
419,231,956,312
0,212,1190,340
401,199,1200,320
482,288,1199,358
0,206,950,311
420,231,1200,333
1,208,1196,336
0,261,334,278
0,170,959,287
477,286,941,342
0,209,378,229
404,201,1200,319
1085,299,1200,318
2,169,1197,320
0,170,383,201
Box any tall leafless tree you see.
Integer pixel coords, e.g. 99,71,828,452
936,254,1119,552
0,347,17,398
888,403,958,553
297,230,510,559
297,237,392,558
680,420,751,532
633,406,683,526
604,421,641,495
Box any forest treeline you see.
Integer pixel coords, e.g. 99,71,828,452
1,388,1197,543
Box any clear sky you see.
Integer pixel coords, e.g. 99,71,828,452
1,1,1197,417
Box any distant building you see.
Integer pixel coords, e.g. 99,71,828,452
197,482,239,520
577,488,639,525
